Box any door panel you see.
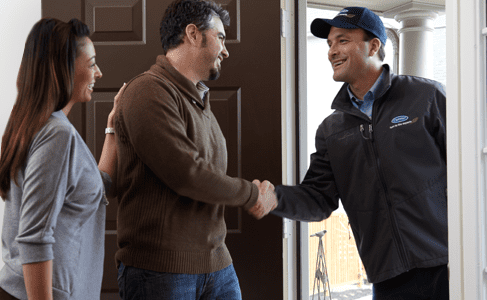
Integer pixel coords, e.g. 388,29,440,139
210,88,242,233
42,0,283,299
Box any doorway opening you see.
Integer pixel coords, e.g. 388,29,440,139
302,6,445,299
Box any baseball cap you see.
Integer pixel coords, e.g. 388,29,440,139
311,7,387,46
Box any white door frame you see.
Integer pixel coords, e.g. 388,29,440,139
446,0,487,299
287,0,487,299
280,0,300,298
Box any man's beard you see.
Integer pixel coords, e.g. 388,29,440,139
201,33,221,81
208,67,220,80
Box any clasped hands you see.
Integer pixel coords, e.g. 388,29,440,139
248,180,277,220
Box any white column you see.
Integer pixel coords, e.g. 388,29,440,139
384,3,443,78
395,10,437,78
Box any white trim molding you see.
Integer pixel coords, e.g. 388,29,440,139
383,2,444,17
281,0,300,299
447,0,487,299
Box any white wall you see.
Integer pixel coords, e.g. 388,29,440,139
0,0,41,269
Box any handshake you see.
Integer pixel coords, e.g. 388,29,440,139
248,180,278,220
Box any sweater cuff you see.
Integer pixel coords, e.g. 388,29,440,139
243,182,259,210
18,242,54,265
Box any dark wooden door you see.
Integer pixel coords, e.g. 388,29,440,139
42,0,283,299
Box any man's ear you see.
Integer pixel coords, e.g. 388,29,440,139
185,23,199,46
369,37,381,58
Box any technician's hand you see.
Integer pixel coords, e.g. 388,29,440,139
248,180,278,220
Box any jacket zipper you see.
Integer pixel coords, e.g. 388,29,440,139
361,122,410,271
359,124,373,140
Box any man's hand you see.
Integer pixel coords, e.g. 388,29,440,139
248,180,277,219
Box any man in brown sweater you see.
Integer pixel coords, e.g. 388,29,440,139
114,0,276,299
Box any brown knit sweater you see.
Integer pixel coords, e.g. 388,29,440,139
114,55,259,274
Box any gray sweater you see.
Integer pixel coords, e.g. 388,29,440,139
0,110,110,299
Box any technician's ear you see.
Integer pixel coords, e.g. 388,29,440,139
369,37,381,58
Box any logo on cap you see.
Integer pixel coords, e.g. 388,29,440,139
337,9,356,18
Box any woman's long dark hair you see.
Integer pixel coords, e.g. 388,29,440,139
0,18,90,199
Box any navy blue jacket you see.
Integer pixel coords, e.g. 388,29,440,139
273,65,447,283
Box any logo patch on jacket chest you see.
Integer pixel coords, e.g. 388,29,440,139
390,116,418,129
391,115,408,123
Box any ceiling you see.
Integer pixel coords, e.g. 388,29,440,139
307,0,445,15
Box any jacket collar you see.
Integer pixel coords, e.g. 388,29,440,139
331,64,393,115
150,55,206,108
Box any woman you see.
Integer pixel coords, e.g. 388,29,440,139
0,17,122,299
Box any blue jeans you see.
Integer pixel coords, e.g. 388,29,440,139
117,262,242,300
372,265,449,300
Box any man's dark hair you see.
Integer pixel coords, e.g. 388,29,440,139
160,0,230,54
363,30,385,62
